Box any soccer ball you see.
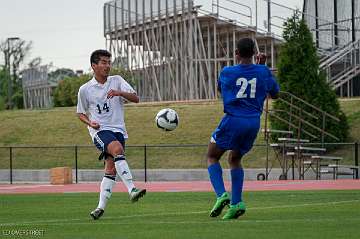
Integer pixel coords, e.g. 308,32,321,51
155,108,179,131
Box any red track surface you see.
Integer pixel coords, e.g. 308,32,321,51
0,179,359,194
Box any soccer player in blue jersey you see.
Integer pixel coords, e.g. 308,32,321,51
207,38,279,219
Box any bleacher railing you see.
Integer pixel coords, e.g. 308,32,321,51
264,91,341,144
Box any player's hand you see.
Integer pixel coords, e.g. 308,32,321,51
89,121,100,129
107,89,122,99
256,53,266,65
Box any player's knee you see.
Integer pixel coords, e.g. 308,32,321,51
228,157,242,167
108,144,124,157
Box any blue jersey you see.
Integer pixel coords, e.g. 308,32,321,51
218,64,279,117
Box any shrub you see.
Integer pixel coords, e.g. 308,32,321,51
272,12,349,142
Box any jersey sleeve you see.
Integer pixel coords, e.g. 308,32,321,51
217,66,230,93
118,76,136,94
265,68,280,97
76,85,88,114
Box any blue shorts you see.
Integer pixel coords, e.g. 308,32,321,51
93,130,125,160
211,114,260,156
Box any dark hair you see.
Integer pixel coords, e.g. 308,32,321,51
236,38,255,58
90,49,111,65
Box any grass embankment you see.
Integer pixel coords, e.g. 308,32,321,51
0,99,359,169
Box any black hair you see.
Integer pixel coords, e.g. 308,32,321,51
90,49,112,65
236,38,255,58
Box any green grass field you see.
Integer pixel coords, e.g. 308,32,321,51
1,190,359,239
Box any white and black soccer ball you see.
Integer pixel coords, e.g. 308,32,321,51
155,108,179,131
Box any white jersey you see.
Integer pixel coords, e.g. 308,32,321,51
76,75,135,141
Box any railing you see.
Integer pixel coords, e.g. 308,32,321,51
0,142,358,184
319,39,360,93
0,144,208,184
319,39,360,69
211,0,253,27
264,91,341,144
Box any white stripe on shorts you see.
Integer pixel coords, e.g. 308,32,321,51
94,133,105,151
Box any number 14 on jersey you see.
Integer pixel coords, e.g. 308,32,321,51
96,103,110,114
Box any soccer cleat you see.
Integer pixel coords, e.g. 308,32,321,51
129,188,146,202
90,208,104,220
209,192,230,217
222,202,246,220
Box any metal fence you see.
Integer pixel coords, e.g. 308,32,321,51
0,142,358,183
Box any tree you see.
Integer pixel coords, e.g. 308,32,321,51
0,67,8,110
0,38,32,109
272,12,348,142
53,74,91,107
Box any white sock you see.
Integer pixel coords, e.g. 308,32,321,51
97,176,116,210
114,158,135,194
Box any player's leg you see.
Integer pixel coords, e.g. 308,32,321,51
222,117,260,219
228,150,244,206
107,139,146,202
91,132,118,220
207,142,226,197
222,150,246,220
207,142,230,217
90,156,116,220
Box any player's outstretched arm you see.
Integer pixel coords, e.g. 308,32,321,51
120,92,139,103
107,90,139,103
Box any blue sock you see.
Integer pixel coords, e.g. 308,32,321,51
231,168,244,205
208,163,226,197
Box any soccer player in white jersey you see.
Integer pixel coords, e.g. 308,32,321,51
77,49,146,220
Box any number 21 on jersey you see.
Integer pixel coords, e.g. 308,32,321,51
236,77,257,98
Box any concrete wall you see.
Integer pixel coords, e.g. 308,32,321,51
0,168,349,183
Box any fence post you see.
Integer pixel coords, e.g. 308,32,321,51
9,147,13,184
321,113,326,148
144,144,147,182
75,145,78,184
355,142,359,179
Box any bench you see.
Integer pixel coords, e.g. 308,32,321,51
293,146,327,179
262,129,294,135
307,156,343,179
327,164,359,179
278,138,310,143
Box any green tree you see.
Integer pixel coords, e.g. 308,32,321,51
0,67,8,110
53,74,90,107
272,12,348,142
0,38,32,109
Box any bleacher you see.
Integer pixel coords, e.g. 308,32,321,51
262,91,359,180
